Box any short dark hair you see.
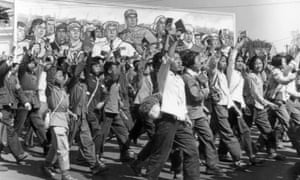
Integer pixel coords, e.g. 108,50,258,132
285,54,294,65
180,50,199,69
271,54,283,68
152,52,164,70
248,55,264,71
30,18,45,35
103,61,119,75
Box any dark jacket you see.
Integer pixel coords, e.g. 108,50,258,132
182,71,209,120
0,62,27,109
67,61,88,116
18,54,41,109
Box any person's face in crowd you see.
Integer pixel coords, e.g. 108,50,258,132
193,54,207,72
218,56,227,71
126,14,138,28
69,27,81,41
184,31,193,43
95,29,103,38
11,64,19,74
91,63,102,76
253,58,264,73
27,61,36,72
149,44,159,56
79,71,85,80
55,70,66,85
32,43,41,56
235,56,245,71
156,17,166,34
111,63,121,78
211,38,221,48
56,29,67,45
46,20,55,35
195,36,202,46
148,103,161,120
143,64,153,75
170,53,183,73
17,26,26,42
34,22,46,40
106,25,118,41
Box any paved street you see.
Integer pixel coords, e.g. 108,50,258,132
1,134,300,180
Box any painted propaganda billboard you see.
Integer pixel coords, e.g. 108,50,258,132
14,0,236,63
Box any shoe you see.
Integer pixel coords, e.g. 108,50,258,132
249,156,264,166
277,142,285,149
120,151,134,162
16,152,29,165
42,166,56,179
91,163,109,175
173,172,183,180
61,174,77,180
130,160,142,176
268,153,286,161
0,165,8,171
219,155,232,162
233,161,250,172
206,167,226,176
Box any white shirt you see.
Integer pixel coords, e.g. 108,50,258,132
160,70,187,121
92,37,137,58
214,71,234,108
229,70,246,108
38,71,47,103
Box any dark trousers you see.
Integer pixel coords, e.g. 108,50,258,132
71,114,97,168
286,99,300,155
130,105,155,141
268,103,290,145
194,117,219,169
250,107,276,154
219,103,254,158
87,109,102,156
99,112,130,156
15,108,47,146
0,109,25,160
211,104,241,161
146,114,200,180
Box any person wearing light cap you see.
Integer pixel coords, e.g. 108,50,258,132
119,9,157,55
92,21,136,59
183,24,195,49
50,23,69,57
16,21,30,63
67,21,83,64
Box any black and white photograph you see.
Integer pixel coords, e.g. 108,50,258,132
0,0,300,180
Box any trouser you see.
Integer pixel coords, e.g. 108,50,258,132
15,107,48,146
72,114,97,168
87,109,102,156
146,114,200,180
219,102,254,158
211,104,241,161
129,105,155,141
99,112,130,157
45,127,70,171
193,117,219,169
286,99,300,155
268,102,290,144
24,102,49,147
0,108,25,160
250,107,277,154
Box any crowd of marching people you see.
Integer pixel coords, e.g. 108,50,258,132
1,8,300,180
